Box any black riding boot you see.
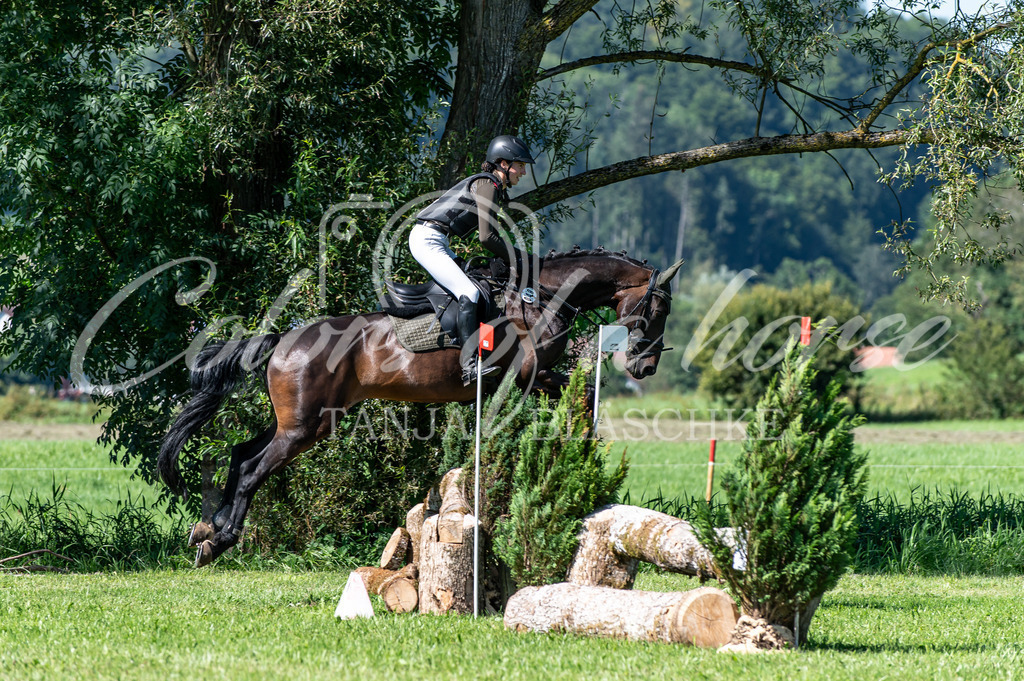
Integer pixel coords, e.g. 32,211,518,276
457,295,499,386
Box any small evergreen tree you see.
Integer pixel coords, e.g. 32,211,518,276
492,365,628,587
694,341,868,633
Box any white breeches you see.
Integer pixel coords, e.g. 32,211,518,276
408,222,480,302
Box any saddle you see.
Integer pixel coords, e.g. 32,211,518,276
380,260,506,352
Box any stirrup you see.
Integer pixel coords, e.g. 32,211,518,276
463,363,499,386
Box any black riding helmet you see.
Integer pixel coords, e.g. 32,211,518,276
486,135,535,164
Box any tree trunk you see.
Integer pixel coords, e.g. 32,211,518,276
438,0,595,187
504,583,739,648
418,513,477,615
567,505,728,588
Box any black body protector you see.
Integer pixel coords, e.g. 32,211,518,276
415,172,508,237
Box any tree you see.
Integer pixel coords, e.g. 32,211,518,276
437,0,1024,309
2,0,1021,515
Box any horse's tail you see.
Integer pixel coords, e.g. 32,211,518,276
158,334,282,497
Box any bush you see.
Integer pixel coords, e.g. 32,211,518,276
491,366,628,586
944,318,1024,418
443,366,628,587
690,281,863,408
693,342,868,631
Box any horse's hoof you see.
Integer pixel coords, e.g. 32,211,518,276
188,522,214,547
194,540,215,568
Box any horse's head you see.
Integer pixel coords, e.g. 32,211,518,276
615,258,684,379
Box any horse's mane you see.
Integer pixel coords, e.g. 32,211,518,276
542,246,651,270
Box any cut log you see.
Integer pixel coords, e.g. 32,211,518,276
504,583,738,648
419,513,477,615
380,527,413,570
406,503,426,564
568,504,733,588
382,577,419,613
437,468,471,544
354,566,398,596
355,563,417,597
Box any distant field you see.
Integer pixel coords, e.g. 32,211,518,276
0,438,167,517
3,414,1022,516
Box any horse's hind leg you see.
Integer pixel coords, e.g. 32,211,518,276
194,427,315,567
188,424,276,548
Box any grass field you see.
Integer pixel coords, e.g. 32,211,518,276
1,570,1022,681
614,434,1024,504
2,404,1024,680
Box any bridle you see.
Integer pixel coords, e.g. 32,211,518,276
526,266,672,359
618,268,673,361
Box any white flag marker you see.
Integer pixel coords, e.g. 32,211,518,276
594,325,629,429
334,572,375,620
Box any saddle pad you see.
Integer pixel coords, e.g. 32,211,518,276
388,291,505,354
389,313,460,353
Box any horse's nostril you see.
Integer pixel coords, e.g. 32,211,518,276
642,365,655,377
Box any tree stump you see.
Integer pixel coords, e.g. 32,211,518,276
380,527,413,570
504,583,738,647
418,513,477,614
568,504,733,588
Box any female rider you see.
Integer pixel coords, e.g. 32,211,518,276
409,135,534,385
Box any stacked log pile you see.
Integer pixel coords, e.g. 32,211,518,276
353,468,478,615
351,474,742,649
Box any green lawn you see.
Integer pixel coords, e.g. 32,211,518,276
1,570,1021,681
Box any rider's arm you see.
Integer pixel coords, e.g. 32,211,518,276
472,179,523,264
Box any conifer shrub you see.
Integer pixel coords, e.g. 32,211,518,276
693,341,868,634
493,366,627,586
442,366,628,587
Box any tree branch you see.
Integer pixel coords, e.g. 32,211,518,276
859,22,1014,132
517,129,935,210
538,49,763,81
536,0,600,42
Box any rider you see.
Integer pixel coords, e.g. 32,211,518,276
410,134,535,386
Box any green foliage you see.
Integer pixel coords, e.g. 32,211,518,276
491,366,628,587
0,484,189,571
694,342,868,626
243,400,444,566
883,7,1024,308
689,280,863,408
944,318,1024,419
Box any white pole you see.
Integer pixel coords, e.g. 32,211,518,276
473,351,482,618
593,326,603,431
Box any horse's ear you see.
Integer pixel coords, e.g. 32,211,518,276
657,259,685,289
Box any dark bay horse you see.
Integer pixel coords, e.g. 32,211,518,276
158,248,684,566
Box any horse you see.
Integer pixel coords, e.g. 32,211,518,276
158,248,684,567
